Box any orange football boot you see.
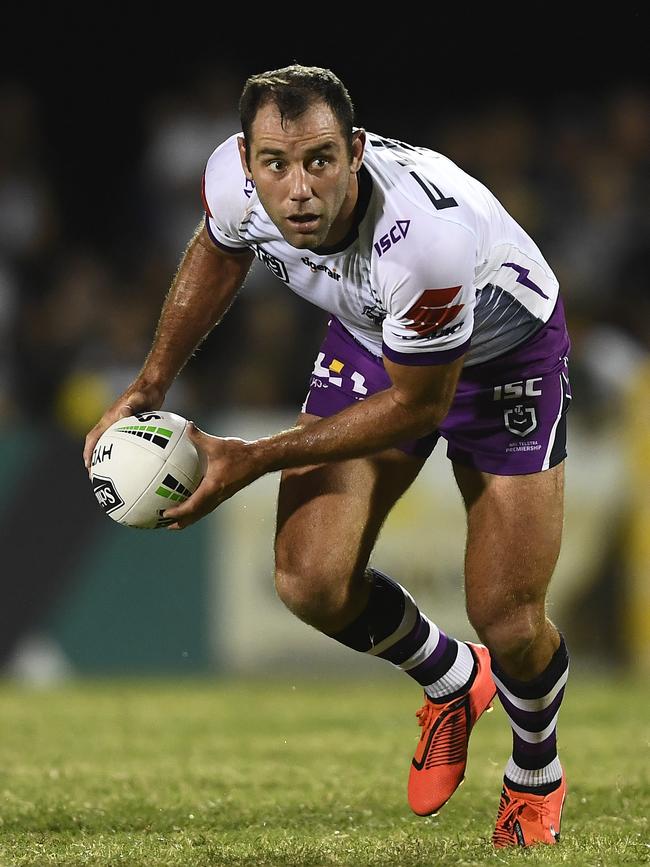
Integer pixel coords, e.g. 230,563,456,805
492,772,566,847
408,642,496,816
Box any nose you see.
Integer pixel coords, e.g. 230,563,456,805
289,165,311,201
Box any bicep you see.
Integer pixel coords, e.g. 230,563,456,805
197,223,254,292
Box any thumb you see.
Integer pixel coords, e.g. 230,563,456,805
118,402,136,419
186,420,206,441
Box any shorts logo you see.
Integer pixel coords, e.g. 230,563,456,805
504,404,538,437
92,475,124,514
493,378,542,400
404,286,464,336
310,352,368,397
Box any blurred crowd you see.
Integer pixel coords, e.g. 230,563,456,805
1,70,648,435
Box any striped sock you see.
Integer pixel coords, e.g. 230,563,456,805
491,634,569,794
331,568,476,700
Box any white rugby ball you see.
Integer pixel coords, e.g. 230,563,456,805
89,411,203,529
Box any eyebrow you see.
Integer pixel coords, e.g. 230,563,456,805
256,140,339,158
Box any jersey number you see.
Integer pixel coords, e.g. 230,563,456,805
409,172,458,211
368,137,459,211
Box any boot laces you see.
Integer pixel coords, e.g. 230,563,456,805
495,792,547,843
415,701,434,730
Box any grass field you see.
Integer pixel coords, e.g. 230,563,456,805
0,675,647,866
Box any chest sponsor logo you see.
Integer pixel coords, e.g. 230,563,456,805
373,220,411,257
252,244,289,283
301,257,341,281
404,286,464,337
504,404,538,437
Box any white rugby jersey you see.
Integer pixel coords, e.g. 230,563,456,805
201,131,560,367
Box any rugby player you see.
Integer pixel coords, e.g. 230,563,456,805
84,65,572,848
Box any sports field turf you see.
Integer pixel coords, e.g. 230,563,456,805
0,675,647,866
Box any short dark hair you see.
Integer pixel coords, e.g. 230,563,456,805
239,64,355,160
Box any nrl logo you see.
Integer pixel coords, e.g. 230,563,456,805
504,404,538,437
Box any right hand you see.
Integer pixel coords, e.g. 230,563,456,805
83,383,165,472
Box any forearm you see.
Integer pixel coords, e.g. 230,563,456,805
136,224,251,393
162,350,464,529
248,386,445,473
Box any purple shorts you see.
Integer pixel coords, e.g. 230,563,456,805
302,299,572,475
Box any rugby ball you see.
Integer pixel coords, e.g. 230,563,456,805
89,411,203,529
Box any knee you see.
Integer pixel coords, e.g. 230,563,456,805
273,559,354,631
467,594,547,661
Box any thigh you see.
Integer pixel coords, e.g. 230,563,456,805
275,412,426,590
453,461,565,621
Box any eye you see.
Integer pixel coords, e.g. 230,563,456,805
267,159,285,172
311,157,329,169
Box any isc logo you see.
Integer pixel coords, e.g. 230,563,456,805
373,220,410,257
493,378,542,400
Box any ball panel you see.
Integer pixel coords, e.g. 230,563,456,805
106,412,188,459
90,434,164,523
167,429,204,488
120,461,197,529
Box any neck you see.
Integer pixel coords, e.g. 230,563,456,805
322,172,360,248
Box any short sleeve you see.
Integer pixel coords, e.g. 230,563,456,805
201,134,252,255
378,219,477,365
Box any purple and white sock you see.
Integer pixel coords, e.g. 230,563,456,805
331,568,476,700
491,634,569,794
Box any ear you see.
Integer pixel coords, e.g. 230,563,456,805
237,136,253,180
350,128,366,173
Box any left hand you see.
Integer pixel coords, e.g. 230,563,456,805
164,423,262,530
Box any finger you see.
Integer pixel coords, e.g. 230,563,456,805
163,480,218,525
185,421,208,443
83,429,101,470
84,405,136,469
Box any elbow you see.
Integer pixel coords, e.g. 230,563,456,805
390,391,452,438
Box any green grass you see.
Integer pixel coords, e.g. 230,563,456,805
0,675,647,866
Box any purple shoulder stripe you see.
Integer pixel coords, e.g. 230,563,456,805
204,214,250,255
382,339,470,366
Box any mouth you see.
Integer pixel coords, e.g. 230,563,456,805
286,213,321,233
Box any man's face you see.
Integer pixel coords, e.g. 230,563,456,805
238,100,365,250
